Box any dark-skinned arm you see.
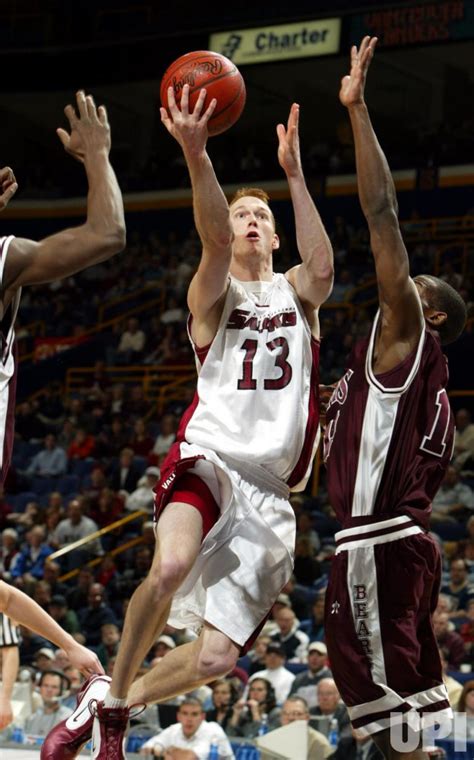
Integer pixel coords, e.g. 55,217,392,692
3,91,125,291
341,37,423,368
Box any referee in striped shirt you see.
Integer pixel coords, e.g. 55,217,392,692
0,611,20,730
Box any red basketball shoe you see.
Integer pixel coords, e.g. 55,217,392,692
90,700,132,760
40,674,111,760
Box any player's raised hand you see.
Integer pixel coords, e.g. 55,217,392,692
0,166,18,211
277,103,302,179
160,84,216,154
339,36,377,109
57,90,111,163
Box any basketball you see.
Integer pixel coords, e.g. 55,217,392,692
160,50,246,136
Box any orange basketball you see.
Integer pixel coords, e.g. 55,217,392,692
160,50,246,136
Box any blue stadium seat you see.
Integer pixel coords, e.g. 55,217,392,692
12,491,37,512
69,458,96,479
31,476,59,496
57,474,80,495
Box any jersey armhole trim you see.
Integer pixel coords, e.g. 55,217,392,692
365,310,426,395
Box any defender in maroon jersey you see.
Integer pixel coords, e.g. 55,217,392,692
324,38,467,759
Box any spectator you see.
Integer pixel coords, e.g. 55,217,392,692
453,679,474,740
440,558,474,616
248,643,295,705
42,561,69,598
114,317,146,364
89,487,124,530
77,583,118,648
330,727,383,760
160,295,185,325
246,634,273,677
139,697,235,757
61,666,84,711
67,428,96,460
293,536,322,586
228,677,281,738
65,567,94,610
150,414,177,459
24,433,67,479
300,594,326,643
431,465,474,521
289,642,332,709
296,513,321,553
260,696,332,760
453,408,474,472
205,678,240,732
108,447,142,493
433,612,466,669
96,623,121,669
456,516,474,563
309,678,351,740
129,418,154,458
46,595,80,636
327,268,355,302
149,634,176,662
33,647,56,672
270,606,309,663
24,670,71,736
279,575,311,621
52,499,103,561
10,526,53,585
0,529,21,581
125,466,160,513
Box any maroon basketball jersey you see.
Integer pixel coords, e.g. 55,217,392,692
324,313,454,530
0,236,21,485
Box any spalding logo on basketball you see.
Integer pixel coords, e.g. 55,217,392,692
160,50,246,136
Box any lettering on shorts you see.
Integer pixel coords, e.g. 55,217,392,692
353,584,373,660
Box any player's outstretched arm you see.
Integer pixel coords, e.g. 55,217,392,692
161,84,232,336
278,104,334,311
342,37,423,348
0,581,104,677
3,91,125,291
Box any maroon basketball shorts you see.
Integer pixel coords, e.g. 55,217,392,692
324,515,452,736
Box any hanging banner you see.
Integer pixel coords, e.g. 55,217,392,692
209,18,341,65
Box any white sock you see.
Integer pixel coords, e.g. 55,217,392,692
103,691,127,709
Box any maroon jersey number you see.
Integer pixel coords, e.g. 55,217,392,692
238,337,292,390
420,389,451,458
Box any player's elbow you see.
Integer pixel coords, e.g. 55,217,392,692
366,205,399,232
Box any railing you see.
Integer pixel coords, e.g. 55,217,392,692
19,290,165,365
400,214,474,243
47,509,149,583
65,364,195,402
97,284,164,324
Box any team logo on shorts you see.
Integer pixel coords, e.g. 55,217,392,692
331,601,340,614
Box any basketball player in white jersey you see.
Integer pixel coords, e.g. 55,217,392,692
43,87,334,758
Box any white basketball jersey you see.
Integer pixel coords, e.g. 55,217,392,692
184,274,320,490
0,235,21,483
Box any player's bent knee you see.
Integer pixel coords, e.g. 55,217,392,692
148,556,193,596
196,643,239,679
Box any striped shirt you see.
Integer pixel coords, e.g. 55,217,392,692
0,611,20,647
